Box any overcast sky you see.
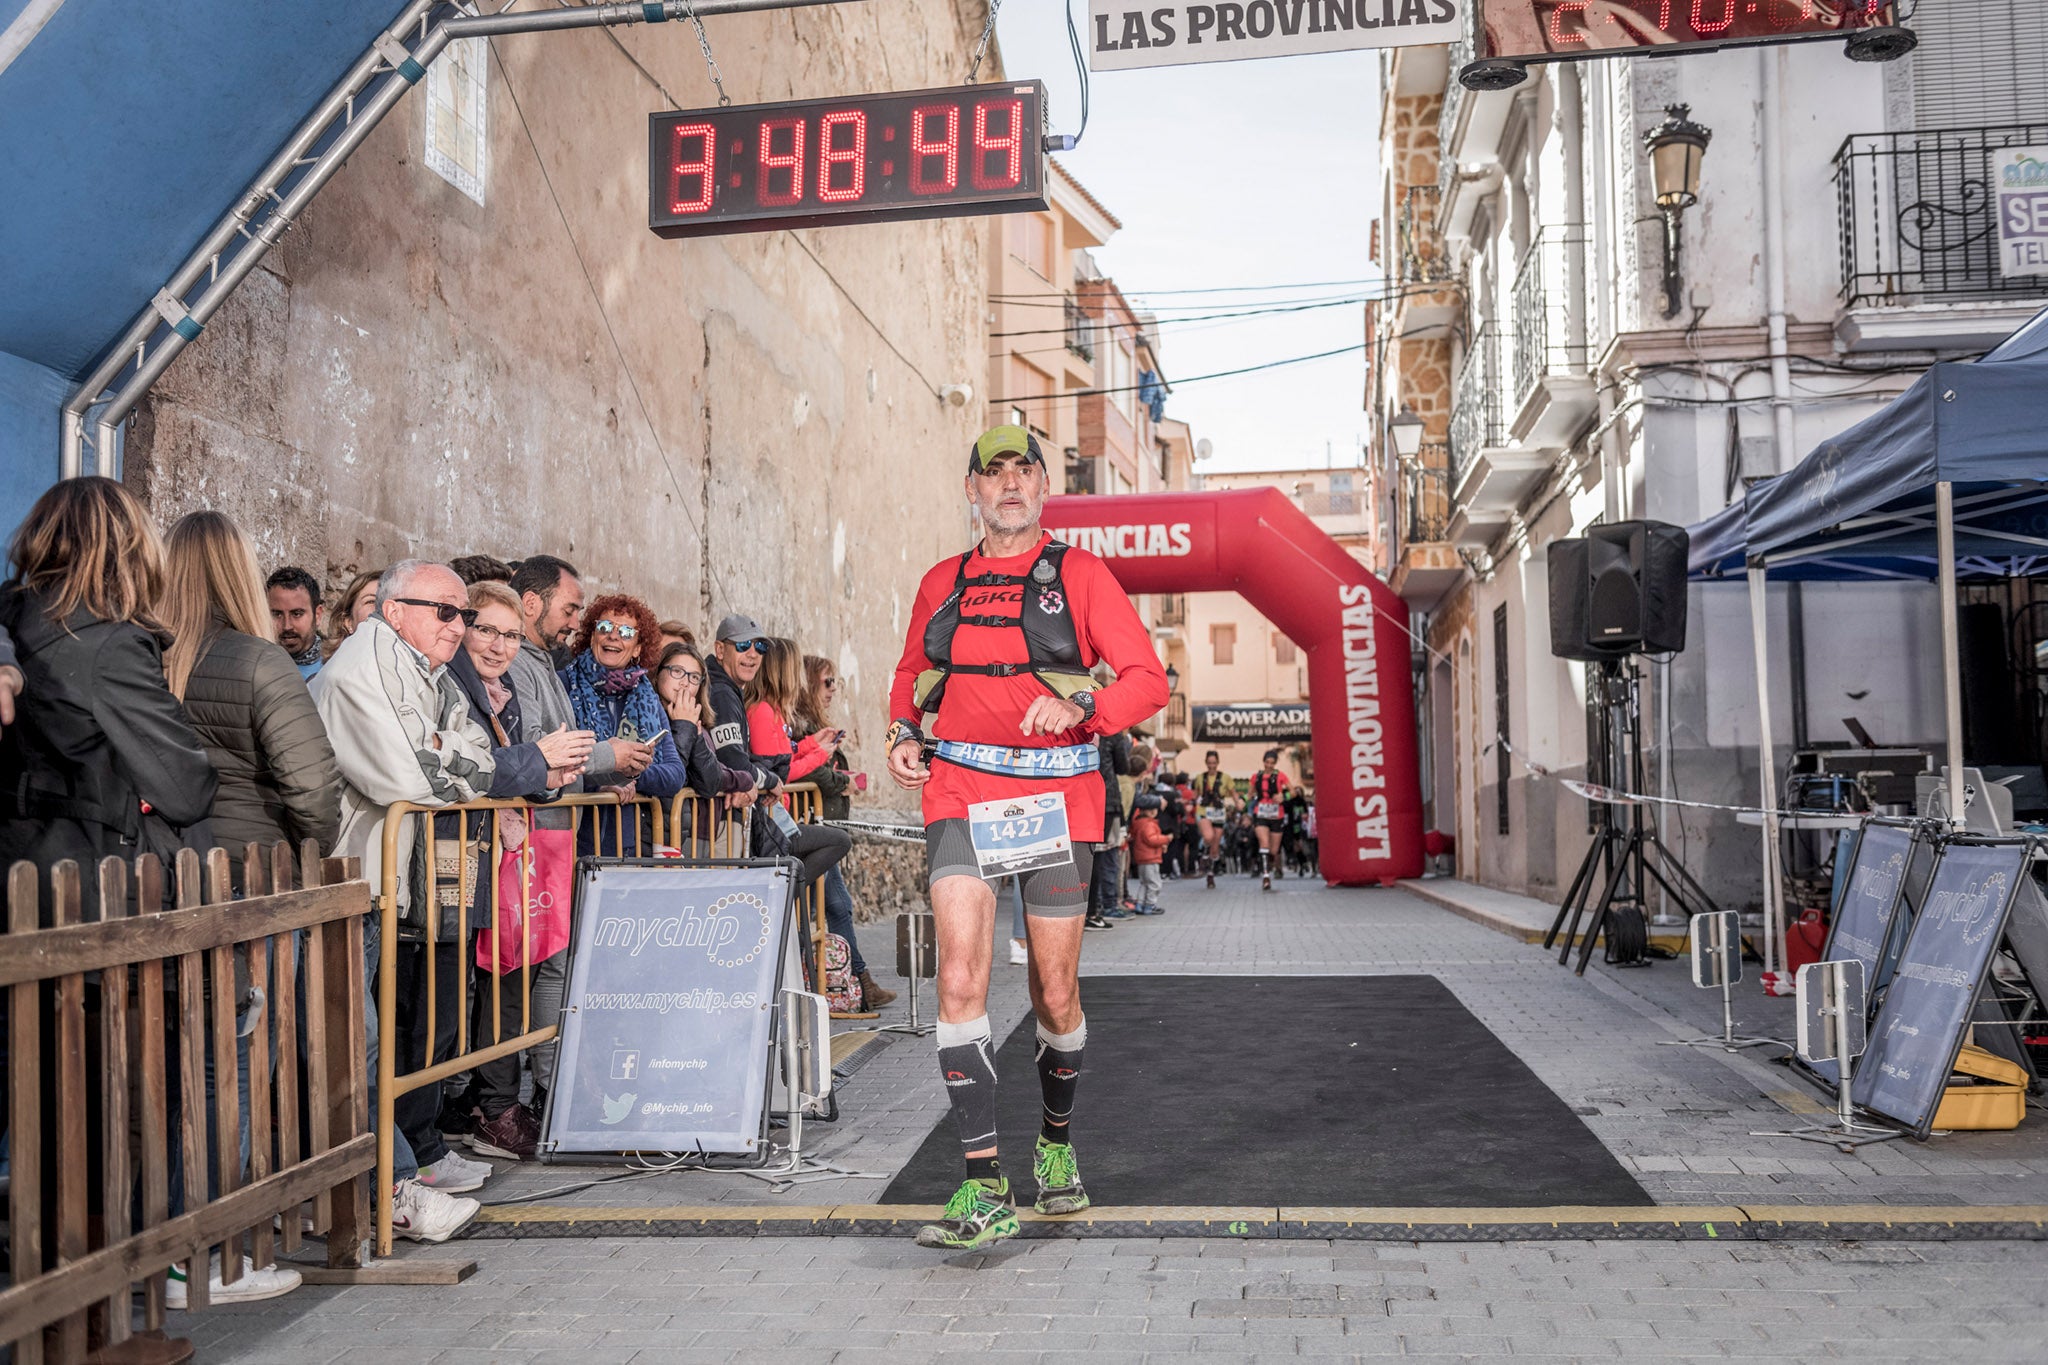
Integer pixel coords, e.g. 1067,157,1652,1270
995,0,1382,474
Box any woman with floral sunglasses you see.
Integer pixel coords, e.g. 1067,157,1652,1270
559,593,684,853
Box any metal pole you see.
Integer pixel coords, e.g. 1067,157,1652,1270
64,0,869,473
1748,564,1784,979
1937,481,1967,827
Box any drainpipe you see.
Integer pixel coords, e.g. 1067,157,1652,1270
1760,49,1810,769
64,0,868,477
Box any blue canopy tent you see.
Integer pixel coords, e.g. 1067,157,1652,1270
1685,305,2048,973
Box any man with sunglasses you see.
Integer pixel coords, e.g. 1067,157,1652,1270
887,425,1168,1250
319,560,501,1229
704,615,783,797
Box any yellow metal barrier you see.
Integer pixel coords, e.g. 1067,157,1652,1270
783,783,831,1005
666,783,834,1005
372,791,661,1256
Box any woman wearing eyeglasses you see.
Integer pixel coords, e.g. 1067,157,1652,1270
559,594,684,854
655,640,757,848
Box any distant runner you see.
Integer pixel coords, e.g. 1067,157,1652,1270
1249,747,1287,891
1193,750,1233,889
887,425,1168,1250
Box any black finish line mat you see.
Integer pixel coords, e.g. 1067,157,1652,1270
880,974,1651,1209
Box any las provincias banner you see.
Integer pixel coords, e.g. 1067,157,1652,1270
1088,0,1463,71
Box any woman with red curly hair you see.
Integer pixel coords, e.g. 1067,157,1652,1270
558,592,684,851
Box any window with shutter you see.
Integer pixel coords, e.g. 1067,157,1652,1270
1909,1,2048,128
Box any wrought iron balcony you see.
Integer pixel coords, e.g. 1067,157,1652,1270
1399,184,1453,286
1510,225,1589,409
1435,5,1473,204
1448,325,1502,491
1155,592,1186,627
1834,124,2048,307
1405,443,1452,545
1063,294,1094,361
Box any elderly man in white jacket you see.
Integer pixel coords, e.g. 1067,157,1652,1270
317,559,496,1242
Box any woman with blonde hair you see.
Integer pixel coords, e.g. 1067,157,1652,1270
787,651,893,1007
0,477,216,909
162,511,339,856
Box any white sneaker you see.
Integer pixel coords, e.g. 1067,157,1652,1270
1009,938,1028,966
416,1150,490,1194
391,1178,480,1243
165,1254,302,1309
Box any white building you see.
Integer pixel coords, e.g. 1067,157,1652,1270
1369,5,2048,909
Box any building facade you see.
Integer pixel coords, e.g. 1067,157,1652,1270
1369,5,2048,909
119,1,1002,764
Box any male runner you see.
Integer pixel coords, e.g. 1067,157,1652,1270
887,424,1168,1250
1249,747,1287,891
1193,750,1233,889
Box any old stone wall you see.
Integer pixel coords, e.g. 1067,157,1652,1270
125,4,993,784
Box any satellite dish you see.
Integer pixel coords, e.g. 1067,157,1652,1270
1195,438,1214,461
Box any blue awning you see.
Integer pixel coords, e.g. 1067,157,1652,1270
1686,306,2048,582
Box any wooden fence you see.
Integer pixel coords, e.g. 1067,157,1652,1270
0,843,372,1363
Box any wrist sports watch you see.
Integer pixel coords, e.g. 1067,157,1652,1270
885,718,927,752
1070,690,1097,723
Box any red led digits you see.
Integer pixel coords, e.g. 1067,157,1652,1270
1547,0,1588,44
668,122,716,215
971,98,1023,190
818,110,866,203
757,116,805,207
1689,0,1736,34
1765,0,1815,26
909,103,959,196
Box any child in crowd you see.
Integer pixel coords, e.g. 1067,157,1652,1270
1128,792,1170,916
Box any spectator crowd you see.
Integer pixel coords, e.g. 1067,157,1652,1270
0,477,886,1303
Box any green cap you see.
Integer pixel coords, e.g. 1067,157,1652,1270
970,424,1045,473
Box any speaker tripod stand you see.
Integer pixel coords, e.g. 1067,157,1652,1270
1545,660,1725,975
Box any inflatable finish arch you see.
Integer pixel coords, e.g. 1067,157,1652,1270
1045,488,1424,886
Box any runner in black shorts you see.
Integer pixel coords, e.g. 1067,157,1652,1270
1249,747,1287,892
1193,750,1232,890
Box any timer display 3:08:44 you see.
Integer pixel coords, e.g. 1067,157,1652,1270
647,83,1048,239
1493,0,1893,53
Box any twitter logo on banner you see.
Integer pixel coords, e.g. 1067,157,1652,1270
600,1092,637,1125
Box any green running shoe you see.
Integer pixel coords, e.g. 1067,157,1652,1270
1033,1135,1091,1215
915,1178,1020,1249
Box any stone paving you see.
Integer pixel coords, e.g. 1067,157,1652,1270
166,871,2048,1360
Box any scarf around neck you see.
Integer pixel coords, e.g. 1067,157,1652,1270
561,648,668,745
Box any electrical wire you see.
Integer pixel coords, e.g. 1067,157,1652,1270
490,37,735,608
1063,0,1090,146
989,292,1371,339
991,276,1377,300
992,340,1365,405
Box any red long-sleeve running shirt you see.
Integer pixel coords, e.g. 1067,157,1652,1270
889,531,1168,842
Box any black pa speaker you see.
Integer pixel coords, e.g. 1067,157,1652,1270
1547,521,1689,661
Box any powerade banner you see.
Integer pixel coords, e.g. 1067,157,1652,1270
1088,0,1462,71
1854,839,2030,1137
1192,702,1312,743
545,862,796,1156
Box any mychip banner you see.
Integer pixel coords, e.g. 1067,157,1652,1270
544,861,797,1157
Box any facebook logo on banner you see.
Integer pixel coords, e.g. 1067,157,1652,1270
610,1050,640,1081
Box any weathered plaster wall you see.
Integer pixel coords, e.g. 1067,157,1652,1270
127,2,994,771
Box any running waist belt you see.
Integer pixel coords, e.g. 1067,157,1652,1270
933,741,1101,779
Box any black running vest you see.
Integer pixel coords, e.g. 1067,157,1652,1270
913,540,1092,712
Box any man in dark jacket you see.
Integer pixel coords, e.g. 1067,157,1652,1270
0,588,217,921
705,613,781,795
1086,730,1133,929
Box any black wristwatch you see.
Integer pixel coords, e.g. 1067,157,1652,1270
1070,690,1097,723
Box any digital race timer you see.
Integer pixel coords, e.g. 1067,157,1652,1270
1464,0,1907,86
648,82,1048,239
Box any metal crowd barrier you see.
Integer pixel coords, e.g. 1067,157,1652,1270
665,783,833,1007
372,790,661,1256
0,844,371,1361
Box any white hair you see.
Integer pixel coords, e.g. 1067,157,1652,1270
373,559,457,612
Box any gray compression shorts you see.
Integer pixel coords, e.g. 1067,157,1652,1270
925,818,1094,918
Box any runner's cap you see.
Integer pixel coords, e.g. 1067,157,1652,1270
969,424,1045,474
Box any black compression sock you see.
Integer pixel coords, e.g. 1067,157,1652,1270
937,1014,999,1165
965,1153,1003,1187
1035,1018,1086,1148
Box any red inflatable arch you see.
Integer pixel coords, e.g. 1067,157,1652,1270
1045,488,1423,886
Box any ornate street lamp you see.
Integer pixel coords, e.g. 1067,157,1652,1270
1642,104,1712,319
1165,663,1180,694
1387,405,1425,469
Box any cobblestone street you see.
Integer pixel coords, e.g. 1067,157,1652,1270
173,874,2048,1361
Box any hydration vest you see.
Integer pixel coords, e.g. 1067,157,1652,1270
913,540,1095,713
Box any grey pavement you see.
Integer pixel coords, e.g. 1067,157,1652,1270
166,869,2048,1360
